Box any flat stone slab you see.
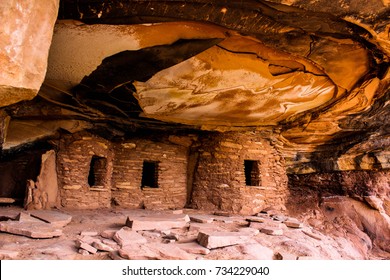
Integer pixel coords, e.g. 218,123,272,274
0,209,20,221
0,250,19,259
92,241,114,252
189,214,214,223
27,210,72,227
197,231,255,249
101,229,117,239
113,227,147,247
246,216,266,223
16,212,45,223
148,243,195,260
259,227,284,236
0,198,15,203
0,221,62,238
75,240,97,254
126,214,190,231
272,215,288,222
178,242,211,255
284,219,304,228
119,244,160,260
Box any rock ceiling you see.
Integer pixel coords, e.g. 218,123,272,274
1,0,390,173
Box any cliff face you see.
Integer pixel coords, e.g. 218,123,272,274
0,0,389,258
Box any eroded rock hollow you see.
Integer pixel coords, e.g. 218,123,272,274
0,0,389,260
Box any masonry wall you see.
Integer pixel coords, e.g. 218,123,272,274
111,137,189,210
57,133,114,208
191,132,288,215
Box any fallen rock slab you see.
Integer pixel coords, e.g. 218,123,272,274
113,227,147,247
0,209,21,221
284,218,303,228
16,212,45,223
76,240,97,254
119,244,159,260
92,241,114,252
148,243,195,260
27,210,72,227
126,214,190,231
197,231,255,249
0,221,62,238
0,250,19,259
246,216,265,223
178,242,211,255
101,229,117,239
189,214,214,223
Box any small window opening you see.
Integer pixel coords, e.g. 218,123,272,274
244,160,261,186
88,155,107,187
141,161,159,189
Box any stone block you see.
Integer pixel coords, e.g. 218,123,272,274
125,214,189,231
101,229,118,239
284,219,303,229
113,227,147,247
197,231,255,249
0,221,62,238
75,240,97,254
92,241,114,252
78,249,90,256
246,216,265,223
189,214,214,223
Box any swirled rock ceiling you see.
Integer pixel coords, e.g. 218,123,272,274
1,0,390,173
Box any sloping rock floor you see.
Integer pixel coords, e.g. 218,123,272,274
0,206,388,260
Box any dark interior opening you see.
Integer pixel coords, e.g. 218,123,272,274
244,160,261,186
88,155,107,187
141,161,159,188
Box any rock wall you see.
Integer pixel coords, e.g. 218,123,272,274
56,133,190,210
111,137,189,210
57,133,114,209
287,170,390,219
0,0,59,107
191,132,288,215
0,110,10,150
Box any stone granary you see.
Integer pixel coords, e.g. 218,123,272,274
0,0,389,259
